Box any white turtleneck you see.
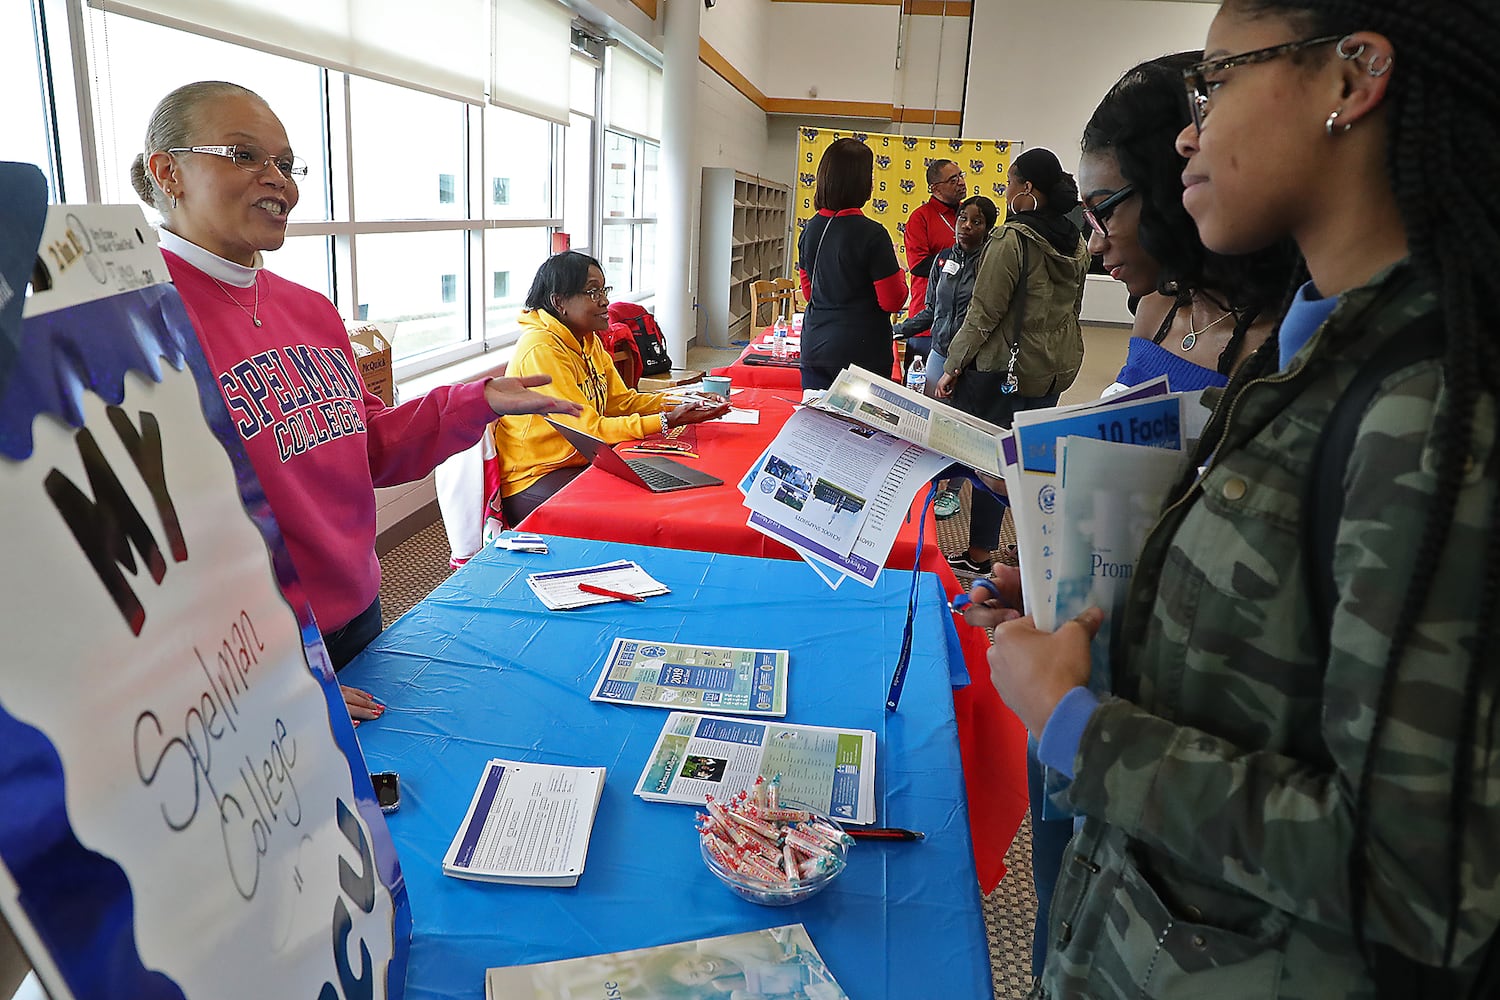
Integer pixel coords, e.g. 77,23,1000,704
156,226,263,287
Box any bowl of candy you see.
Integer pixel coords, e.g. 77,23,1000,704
696,785,853,906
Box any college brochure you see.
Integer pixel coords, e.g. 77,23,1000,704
442,759,606,887
484,924,849,1000
633,712,877,825
590,638,789,716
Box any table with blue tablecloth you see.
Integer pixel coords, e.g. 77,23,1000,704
342,535,994,999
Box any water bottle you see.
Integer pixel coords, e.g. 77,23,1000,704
772,316,789,360
905,355,926,394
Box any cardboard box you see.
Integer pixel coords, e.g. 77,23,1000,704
637,368,704,391
347,321,395,406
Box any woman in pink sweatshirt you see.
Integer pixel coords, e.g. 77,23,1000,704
130,81,579,706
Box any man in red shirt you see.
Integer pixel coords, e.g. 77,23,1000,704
903,159,967,315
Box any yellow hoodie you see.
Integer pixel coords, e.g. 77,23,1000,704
493,308,670,497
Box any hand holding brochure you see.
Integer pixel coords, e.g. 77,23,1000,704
442,759,606,887
633,711,877,824
590,638,789,716
485,924,849,999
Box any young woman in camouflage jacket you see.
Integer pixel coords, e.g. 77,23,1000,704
981,1,1500,996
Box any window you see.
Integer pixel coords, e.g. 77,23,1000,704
5,3,59,199
350,77,466,221
601,129,659,297
440,174,457,204
492,271,509,298
491,178,508,205
483,106,552,220
440,273,458,303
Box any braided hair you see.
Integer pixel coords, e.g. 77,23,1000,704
1233,0,1500,992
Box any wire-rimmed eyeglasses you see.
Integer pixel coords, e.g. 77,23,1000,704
169,144,309,178
578,285,613,304
1082,184,1136,239
1183,34,1341,130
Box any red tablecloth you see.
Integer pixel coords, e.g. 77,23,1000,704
519,386,1026,891
711,328,904,391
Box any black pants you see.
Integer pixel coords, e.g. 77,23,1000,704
499,465,587,526
325,596,383,671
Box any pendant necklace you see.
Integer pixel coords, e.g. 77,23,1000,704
211,274,264,328
1181,301,1232,352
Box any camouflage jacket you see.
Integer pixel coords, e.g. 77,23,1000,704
1043,260,1500,998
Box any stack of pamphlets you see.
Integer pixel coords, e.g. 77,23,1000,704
589,638,789,716
441,758,607,887
526,560,669,610
633,712,876,825
484,924,849,999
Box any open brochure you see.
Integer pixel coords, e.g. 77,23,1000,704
484,924,849,1000
739,408,951,588
633,712,877,825
442,759,606,887
589,638,789,717
811,364,1009,476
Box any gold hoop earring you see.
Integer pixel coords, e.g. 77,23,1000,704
1325,108,1353,136
1368,53,1393,77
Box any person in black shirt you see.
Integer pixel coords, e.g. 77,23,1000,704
796,138,908,391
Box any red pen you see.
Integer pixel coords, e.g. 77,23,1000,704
578,583,645,603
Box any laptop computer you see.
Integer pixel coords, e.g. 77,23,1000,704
545,418,724,493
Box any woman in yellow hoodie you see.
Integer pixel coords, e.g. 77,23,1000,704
493,252,728,523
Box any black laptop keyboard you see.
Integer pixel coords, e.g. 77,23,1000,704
626,459,693,490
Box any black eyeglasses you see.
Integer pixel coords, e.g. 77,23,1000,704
1081,184,1136,239
1183,34,1342,130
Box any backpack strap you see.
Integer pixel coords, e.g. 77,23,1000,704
1300,312,1444,665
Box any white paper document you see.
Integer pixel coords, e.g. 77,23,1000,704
442,759,607,886
526,560,670,610
718,407,761,425
633,712,877,825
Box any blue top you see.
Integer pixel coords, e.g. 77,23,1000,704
1278,280,1340,370
1113,335,1228,392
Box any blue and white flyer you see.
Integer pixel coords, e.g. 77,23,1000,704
0,172,410,1000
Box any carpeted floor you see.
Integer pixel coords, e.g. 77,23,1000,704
377,489,1038,999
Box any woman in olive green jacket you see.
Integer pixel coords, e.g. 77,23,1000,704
937,147,1090,573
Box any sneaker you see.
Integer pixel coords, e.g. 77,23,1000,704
946,553,993,575
933,490,962,520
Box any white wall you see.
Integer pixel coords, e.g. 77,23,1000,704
964,0,1216,169
700,0,769,92
766,3,901,103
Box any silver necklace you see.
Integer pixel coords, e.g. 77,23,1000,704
208,274,264,328
1181,302,1232,351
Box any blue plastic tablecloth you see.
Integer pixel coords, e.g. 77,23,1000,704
342,535,993,999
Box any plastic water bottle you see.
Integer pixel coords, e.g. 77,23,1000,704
772,317,789,360
905,355,926,394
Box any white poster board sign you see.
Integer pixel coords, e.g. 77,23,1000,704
0,175,410,1000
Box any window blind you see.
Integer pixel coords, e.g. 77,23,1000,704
605,44,662,140
489,0,573,126
88,0,488,105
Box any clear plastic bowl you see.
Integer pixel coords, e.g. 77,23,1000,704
699,800,849,906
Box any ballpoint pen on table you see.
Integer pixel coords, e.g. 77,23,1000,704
846,828,925,842
577,583,645,603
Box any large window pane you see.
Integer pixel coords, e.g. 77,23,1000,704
349,76,465,220
633,223,656,294
484,227,550,336
262,235,331,300
84,11,327,218
603,131,636,219
3,3,54,196
355,232,466,362
483,106,553,220
640,141,659,219
563,112,593,253
600,225,631,289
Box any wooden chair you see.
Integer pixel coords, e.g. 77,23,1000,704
610,343,640,389
750,279,794,330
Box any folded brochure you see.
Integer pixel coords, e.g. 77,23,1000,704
485,923,848,999
633,711,876,824
442,758,606,887
590,638,789,717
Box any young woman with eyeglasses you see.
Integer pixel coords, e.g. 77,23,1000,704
133,81,579,692
982,2,1500,996
491,251,729,524
1080,53,1299,396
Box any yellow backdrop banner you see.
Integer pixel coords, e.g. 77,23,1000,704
792,127,1019,276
